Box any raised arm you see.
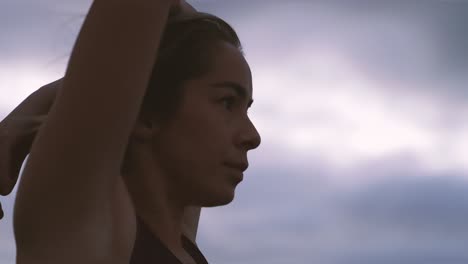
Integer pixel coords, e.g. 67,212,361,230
0,79,61,198
2,79,202,239
13,1,176,263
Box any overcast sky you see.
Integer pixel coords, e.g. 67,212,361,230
2,0,468,263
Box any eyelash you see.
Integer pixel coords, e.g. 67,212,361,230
220,97,251,115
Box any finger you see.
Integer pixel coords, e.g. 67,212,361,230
0,202,4,220
0,140,14,195
0,132,30,195
0,162,17,196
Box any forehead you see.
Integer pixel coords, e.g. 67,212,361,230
203,41,253,95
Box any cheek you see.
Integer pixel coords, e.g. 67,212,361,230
161,128,238,206
159,101,234,181
161,118,225,176
179,110,229,158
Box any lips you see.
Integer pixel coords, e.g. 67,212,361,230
224,162,249,172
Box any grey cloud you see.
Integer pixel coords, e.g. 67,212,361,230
7,0,468,104
3,1,468,263
334,2,468,104
1,0,86,63
199,0,468,105
328,249,468,264
339,176,468,237
0,110,8,121
198,156,468,264
337,1,468,99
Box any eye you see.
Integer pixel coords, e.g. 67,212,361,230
220,96,237,111
219,96,251,115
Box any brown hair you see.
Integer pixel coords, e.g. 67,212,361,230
0,13,243,209
139,12,243,125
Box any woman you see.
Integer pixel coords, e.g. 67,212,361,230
1,0,261,263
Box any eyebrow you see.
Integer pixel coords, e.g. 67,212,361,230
211,81,254,107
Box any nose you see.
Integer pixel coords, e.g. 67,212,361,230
236,116,261,152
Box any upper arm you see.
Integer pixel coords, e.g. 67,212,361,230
13,0,172,262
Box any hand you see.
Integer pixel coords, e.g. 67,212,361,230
0,79,59,195
0,116,45,195
0,115,46,220
0,79,60,220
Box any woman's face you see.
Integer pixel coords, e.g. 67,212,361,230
152,41,261,207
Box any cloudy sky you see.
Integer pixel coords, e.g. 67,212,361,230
2,0,468,263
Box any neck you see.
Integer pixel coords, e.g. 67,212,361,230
135,175,188,252
122,144,196,256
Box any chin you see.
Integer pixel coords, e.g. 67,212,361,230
199,188,236,207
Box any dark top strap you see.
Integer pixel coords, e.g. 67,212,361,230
130,217,208,264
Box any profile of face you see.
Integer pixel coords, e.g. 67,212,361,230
145,40,261,207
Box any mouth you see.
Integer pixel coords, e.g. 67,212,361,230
223,162,249,172
223,164,245,184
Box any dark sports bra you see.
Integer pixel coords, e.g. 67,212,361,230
130,217,209,264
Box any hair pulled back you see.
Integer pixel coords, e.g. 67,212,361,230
139,13,243,125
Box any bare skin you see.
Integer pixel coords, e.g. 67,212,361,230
8,1,260,263
0,80,59,197
124,41,260,262
0,80,58,220
0,64,200,239
13,1,189,263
